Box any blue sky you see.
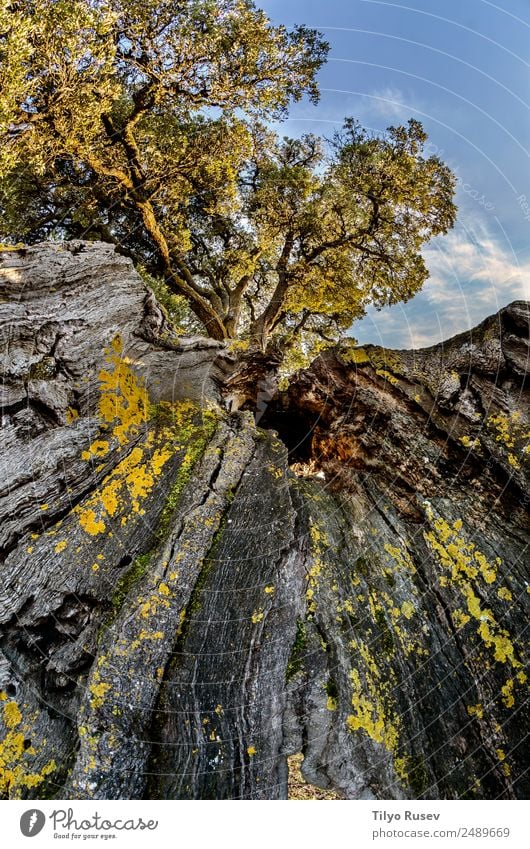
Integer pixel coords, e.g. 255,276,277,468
262,0,530,348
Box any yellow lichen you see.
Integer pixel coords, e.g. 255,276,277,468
346,675,399,751
76,442,173,536
78,508,106,536
384,543,416,574
98,334,149,446
487,411,530,463
459,435,480,450
137,629,164,641
89,681,111,710
452,609,471,628
423,509,525,709
305,520,330,613
80,335,149,474
104,487,123,519
3,700,22,729
340,346,370,365
375,368,399,385
139,587,171,620
75,399,212,538
0,694,56,797
501,679,515,709
82,440,110,461
345,642,401,759
54,540,67,553
400,601,414,620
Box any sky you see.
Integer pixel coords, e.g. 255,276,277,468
261,0,530,348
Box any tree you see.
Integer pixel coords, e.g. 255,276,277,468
184,119,456,361
0,0,328,337
0,0,456,363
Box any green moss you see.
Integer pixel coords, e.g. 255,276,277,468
354,557,369,577
28,357,56,380
172,509,230,651
339,346,370,365
0,243,26,253
366,347,403,374
375,368,399,386
96,404,220,650
154,408,218,541
375,607,395,656
383,569,396,588
286,618,308,681
325,677,339,699
95,552,153,645
405,754,429,795
112,553,151,612
155,465,193,541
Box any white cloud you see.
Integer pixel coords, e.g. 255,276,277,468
279,85,415,136
357,86,413,123
354,224,530,349
423,223,530,310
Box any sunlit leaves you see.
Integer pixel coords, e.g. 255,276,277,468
0,1,456,362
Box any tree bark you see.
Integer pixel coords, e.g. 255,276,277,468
0,241,528,800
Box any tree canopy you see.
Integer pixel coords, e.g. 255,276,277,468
0,0,457,362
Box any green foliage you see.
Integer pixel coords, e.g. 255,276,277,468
137,267,202,334
0,0,328,343
0,0,456,367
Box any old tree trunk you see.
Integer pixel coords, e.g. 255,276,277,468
0,242,528,800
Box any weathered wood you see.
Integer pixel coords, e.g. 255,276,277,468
0,242,528,799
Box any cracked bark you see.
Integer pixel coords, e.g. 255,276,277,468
0,242,528,800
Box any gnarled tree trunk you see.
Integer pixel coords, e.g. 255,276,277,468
0,242,528,800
